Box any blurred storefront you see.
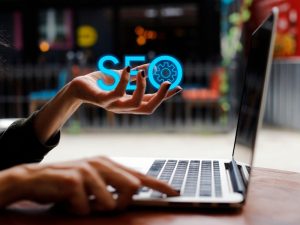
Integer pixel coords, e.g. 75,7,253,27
4,0,297,132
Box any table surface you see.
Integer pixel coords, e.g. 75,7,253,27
0,167,299,225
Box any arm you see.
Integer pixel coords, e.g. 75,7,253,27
0,65,181,169
0,113,60,170
34,65,182,143
0,156,179,214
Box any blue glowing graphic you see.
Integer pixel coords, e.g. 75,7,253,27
97,55,120,91
97,55,183,91
124,55,146,91
148,56,183,90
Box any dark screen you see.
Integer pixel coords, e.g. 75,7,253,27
232,12,275,165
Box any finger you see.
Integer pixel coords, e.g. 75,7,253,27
164,86,183,100
105,66,130,104
102,158,179,197
83,167,116,211
142,86,182,101
131,63,149,74
107,71,146,111
105,169,141,210
89,159,141,210
67,174,90,215
131,70,146,106
130,64,149,82
130,81,171,115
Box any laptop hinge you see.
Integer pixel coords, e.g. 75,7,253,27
228,159,245,194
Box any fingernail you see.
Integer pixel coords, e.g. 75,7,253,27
126,66,131,73
165,82,171,88
141,70,145,78
175,87,183,93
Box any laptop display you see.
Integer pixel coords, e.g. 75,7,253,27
232,11,277,167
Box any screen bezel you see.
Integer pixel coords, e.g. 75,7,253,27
231,8,278,167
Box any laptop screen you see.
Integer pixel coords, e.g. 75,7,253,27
232,9,277,166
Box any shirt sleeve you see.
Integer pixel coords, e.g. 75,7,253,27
0,111,60,170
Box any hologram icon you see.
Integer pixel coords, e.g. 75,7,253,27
148,55,183,90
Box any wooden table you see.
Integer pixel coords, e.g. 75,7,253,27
1,167,299,225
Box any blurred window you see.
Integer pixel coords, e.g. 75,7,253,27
38,9,73,50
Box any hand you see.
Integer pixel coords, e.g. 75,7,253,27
33,64,182,144
70,64,182,115
0,157,179,215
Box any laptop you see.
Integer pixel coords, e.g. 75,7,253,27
112,7,278,208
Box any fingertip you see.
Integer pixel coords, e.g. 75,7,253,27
126,66,131,73
167,189,181,197
162,81,171,87
174,86,183,93
164,82,171,90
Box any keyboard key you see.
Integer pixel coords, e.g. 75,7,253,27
170,160,188,192
199,161,212,197
182,160,200,197
147,160,166,178
151,160,177,198
213,161,222,197
157,160,177,182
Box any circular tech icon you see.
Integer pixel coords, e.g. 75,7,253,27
148,55,183,90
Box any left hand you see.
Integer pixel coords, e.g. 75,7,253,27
70,64,182,115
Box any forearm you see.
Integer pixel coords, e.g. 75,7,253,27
33,81,82,144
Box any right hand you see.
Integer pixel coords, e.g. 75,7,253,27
0,156,179,215
69,64,182,115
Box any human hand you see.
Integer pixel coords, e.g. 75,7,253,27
0,157,179,215
69,64,182,114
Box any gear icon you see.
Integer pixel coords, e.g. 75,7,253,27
148,55,183,90
153,61,177,85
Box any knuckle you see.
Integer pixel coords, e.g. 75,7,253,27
78,163,92,175
124,76,130,83
63,173,82,186
70,77,82,89
98,156,110,161
87,156,107,167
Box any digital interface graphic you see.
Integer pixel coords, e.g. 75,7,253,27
148,55,183,90
97,55,183,91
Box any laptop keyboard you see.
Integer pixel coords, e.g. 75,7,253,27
142,160,222,198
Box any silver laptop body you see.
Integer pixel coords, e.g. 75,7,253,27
112,7,278,209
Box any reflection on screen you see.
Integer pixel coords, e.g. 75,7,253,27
233,14,274,166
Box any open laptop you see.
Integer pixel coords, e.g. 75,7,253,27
113,7,278,208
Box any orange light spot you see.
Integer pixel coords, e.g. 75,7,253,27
136,36,146,46
135,26,145,36
146,31,157,40
39,41,50,52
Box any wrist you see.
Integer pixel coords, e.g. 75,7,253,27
33,81,83,143
62,81,83,109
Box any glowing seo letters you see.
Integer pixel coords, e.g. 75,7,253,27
97,55,183,91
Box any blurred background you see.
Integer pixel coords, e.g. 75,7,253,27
0,0,300,172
